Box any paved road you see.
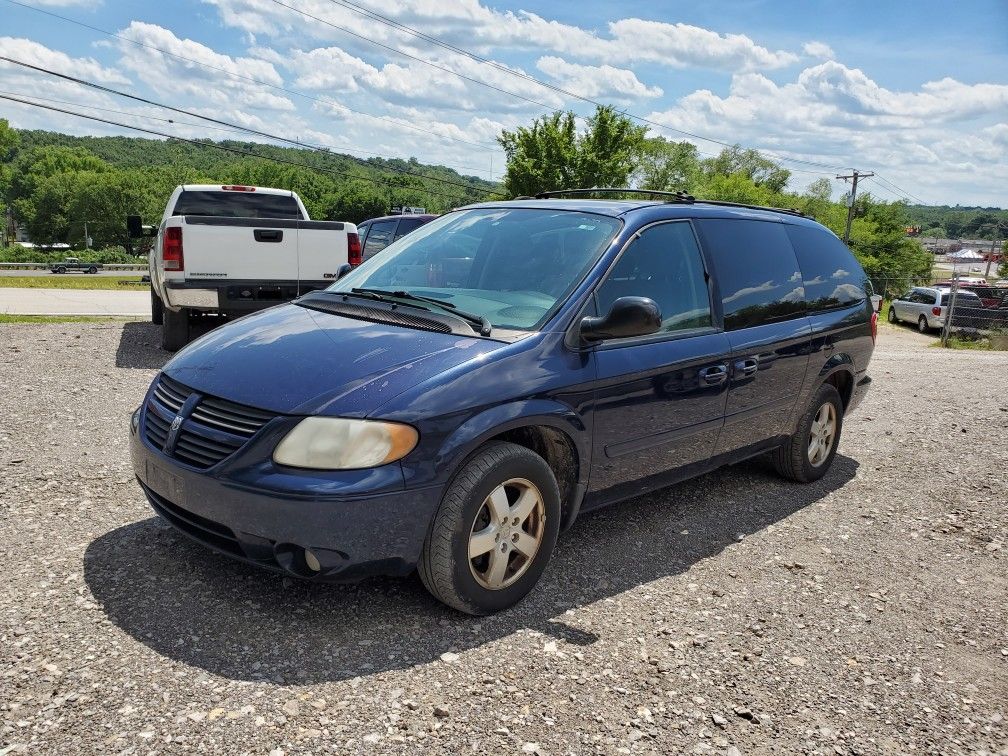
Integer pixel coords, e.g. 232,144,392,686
0,287,150,316
0,269,144,278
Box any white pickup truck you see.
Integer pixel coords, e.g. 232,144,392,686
138,184,360,350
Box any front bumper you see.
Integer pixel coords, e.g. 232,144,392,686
129,418,442,582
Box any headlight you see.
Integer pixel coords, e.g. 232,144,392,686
273,417,418,470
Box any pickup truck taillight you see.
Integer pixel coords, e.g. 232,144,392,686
347,232,362,267
163,227,184,271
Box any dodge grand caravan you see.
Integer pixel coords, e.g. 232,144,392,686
130,190,875,615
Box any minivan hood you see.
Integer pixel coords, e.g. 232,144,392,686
163,303,500,416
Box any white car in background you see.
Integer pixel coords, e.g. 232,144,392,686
888,286,983,333
131,184,360,351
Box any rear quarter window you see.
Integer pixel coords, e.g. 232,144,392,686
696,218,805,331
785,224,869,312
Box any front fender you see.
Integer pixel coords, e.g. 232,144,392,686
433,399,589,483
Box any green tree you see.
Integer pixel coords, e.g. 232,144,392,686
700,146,791,193
631,137,700,191
497,105,646,197
999,241,1008,279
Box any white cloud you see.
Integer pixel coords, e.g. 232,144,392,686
803,41,834,59
114,22,294,112
0,36,129,85
535,56,662,101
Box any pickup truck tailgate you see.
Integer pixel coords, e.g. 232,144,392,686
297,222,349,281
183,217,298,281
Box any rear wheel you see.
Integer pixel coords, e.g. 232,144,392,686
917,315,929,333
771,383,843,483
87,266,98,274
150,288,164,325
161,307,190,351
419,442,561,615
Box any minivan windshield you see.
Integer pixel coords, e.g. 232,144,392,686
327,208,622,332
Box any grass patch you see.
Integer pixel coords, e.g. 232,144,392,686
0,275,146,290
0,314,137,324
932,334,1002,351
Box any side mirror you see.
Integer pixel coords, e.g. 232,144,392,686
335,263,353,280
126,215,143,239
580,296,662,344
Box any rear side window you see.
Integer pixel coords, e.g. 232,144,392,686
362,220,397,259
393,217,428,241
172,191,301,219
596,221,711,334
785,225,868,312
696,219,804,330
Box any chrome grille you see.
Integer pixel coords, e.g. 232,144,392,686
143,374,277,469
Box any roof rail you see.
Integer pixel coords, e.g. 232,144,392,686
527,188,805,216
696,199,806,217
532,188,695,203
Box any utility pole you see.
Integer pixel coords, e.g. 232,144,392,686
836,169,874,245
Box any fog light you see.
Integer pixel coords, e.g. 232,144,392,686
304,549,321,572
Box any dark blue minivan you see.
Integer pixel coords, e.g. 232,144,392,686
130,191,876,614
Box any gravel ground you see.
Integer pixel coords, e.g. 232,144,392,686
1,320,1006,755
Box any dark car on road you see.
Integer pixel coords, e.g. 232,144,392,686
356,214,437,261
50,257,101,274
130,190,876,615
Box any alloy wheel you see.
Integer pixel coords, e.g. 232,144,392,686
807,402,837,467
468,478,545,590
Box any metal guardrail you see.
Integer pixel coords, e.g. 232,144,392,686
0,262,147,270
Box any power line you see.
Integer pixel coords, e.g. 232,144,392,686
0,93,492,204
313,0,857,174
2,0,501,153
870,174,927,205
0,57,502,199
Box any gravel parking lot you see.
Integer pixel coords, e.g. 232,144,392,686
2,321,1006,755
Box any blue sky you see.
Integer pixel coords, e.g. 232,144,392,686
2,0,1006,206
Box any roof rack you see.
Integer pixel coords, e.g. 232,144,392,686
527,188,805,217
533,188,695,203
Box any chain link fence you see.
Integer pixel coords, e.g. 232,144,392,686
872,275,1008,349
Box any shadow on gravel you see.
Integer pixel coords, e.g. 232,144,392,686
115,322,169,370
84,454,857,684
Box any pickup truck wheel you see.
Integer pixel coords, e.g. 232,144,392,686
771,383,843,484
150,289,164,325
418,442,561,615
87,266,98,274
56,266,66,274
161,307,190,351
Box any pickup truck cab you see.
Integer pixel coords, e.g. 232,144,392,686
148,185,360,350
50,258,100,274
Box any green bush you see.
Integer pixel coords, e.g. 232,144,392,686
0,244,139,265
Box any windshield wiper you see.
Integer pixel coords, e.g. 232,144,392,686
351,288,492,336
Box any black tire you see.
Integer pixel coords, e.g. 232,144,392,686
56,266,66,274
887,305,897,324
771,383,844,483
917,315,929,333
87,266,98,274
418,441,561,615
150,288,164,325
161,307,190,351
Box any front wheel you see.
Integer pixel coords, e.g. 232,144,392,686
419,442,561,615
887,305,897,324
56,266,66,274
918,315,930,333
150,288,164,325
771,383,843,483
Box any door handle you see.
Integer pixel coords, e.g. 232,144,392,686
254,229,283,242
698,365,728,385
733,357,759,378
